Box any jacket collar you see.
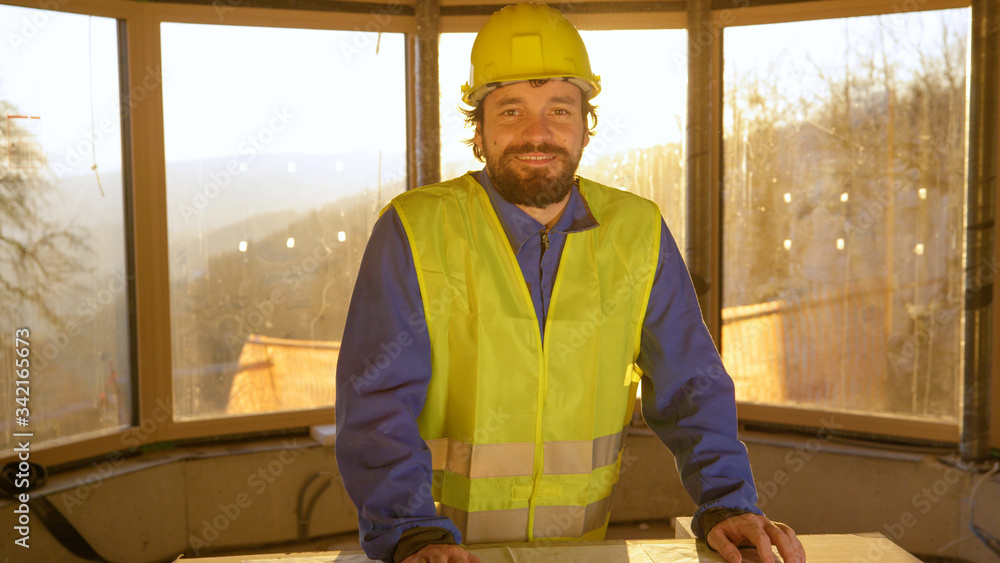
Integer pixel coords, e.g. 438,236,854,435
475,168,599,254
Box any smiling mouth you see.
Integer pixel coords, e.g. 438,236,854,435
503,143,571,164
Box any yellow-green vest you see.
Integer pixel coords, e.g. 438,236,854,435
390,173,661,545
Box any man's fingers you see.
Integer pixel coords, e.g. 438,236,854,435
714,538,744,563
402,544,480,563
706,513,806,563
747,526,776,563
771,522,805,563
409,554,476,563
707,530,746,563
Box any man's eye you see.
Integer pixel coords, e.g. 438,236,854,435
502,109,519,116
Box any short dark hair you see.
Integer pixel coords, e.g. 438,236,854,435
459,87,599,162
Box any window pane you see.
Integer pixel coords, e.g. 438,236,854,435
0,7,132,453
162,23,406,420
722,10,969,422
439,30,688,252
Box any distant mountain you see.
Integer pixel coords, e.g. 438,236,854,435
164,150,405,233
53,150,406,265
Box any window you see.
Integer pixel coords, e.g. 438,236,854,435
0,6,131,454
0,1,992,469
722,9,970,423
438,30,689,252
161,23,406,420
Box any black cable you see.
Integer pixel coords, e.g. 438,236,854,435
969,462,1000,557
0,460,46,498
296,471,333,540
296,472,321,539
30,496,114,562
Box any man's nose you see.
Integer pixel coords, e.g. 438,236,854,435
521,114,553,144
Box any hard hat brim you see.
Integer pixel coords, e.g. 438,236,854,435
462,75,601,106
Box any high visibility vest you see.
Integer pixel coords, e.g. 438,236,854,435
391,173,661,545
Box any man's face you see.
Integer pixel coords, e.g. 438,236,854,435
474,80,590,209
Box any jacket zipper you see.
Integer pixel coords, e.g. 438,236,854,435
538,229,550,318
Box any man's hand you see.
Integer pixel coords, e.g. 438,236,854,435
706,513,805,563
401,544,481,563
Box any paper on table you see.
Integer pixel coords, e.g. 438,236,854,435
495,543,639,562
243,557,344,563
635,541,709,563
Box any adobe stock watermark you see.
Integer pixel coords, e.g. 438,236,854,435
457,407,514,450
221,240,344,355
842,173,915,240
756,416,845,509
550,263,655,368
853,466,963,562
391,423,641,559
177,107,294,223
670,0,751,73
347,280,460,393
46,65,166,178
719,286,805,363
188,438,307,554
220,288,287,355
883,0,954,33
679,361,731,406
6,0,72,54
280,240,338,290
339,1,404,63
30,269,128,372
59,397,175,514
580,116,627,167
48,65,166,178
394,408,514,518
517,447,643,561
211,0,244,20
392,468,445,519
887,254,997,372
346,330,416,393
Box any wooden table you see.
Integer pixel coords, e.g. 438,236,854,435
180,533,920,562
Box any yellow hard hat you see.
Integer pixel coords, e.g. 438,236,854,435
461,2,601,105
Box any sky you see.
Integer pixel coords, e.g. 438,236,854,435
724,9,970,112
159,23,407,163
0,7,121,177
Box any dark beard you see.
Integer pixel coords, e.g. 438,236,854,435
486,142,580,208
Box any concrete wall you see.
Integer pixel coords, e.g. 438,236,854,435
738,431,1000,563
1,430,998,563
0,437,358,563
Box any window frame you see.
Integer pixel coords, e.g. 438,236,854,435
0,0,415,468
713,0,977,444
0,0,994,471
131,0,416,455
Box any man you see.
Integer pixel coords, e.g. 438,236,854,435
335,4,805,563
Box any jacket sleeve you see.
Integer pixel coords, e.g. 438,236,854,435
635,219,762,538
335,207,462,561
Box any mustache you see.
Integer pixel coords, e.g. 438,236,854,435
501,142,572,159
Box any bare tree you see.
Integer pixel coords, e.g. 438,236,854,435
0,101,92,329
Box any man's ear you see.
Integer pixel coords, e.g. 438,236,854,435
473,122,483,150
582,130,590,149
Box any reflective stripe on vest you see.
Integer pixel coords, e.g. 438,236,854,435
424,425,628,477
391,173,660,545
439,494,614,544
